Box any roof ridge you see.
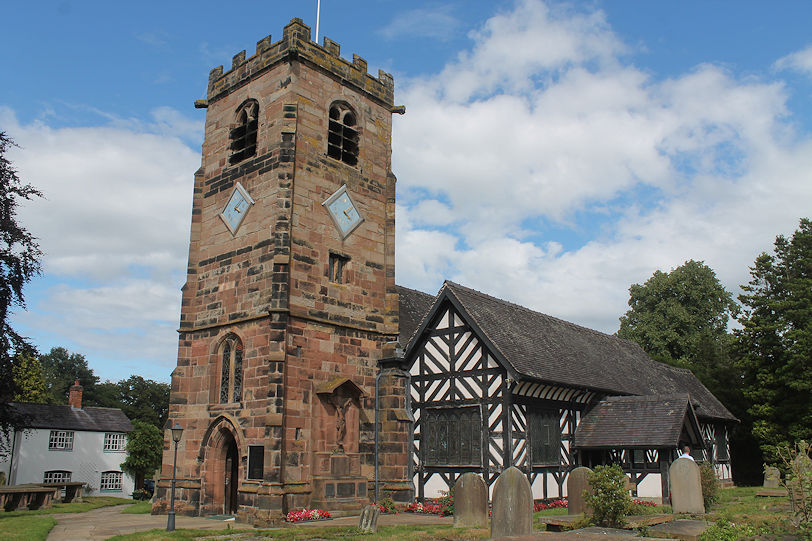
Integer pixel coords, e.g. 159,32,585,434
444,280,627,343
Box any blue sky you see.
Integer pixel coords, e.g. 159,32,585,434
4,1,812,383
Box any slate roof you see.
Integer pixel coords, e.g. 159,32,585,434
8,402,133,433
400,280,736,422
396,284,436,347
573,394,702,449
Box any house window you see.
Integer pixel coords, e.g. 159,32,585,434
100,471,123,491
328,253,349,284
229,99,259,165
327,102,359,166
43,471,71,484
715,429,729,461
248,446,264,480
49,430,74,451
423,407,481,466
529,410,561,466
104,433,126,452
219,334,244,404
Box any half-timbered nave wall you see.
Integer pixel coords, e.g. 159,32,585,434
402,282,735,501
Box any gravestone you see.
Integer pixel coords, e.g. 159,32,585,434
490,466,533,538
763,465,781,489
453,472,488,528
669,458,704,514
567,466,593,516
358,505,380,533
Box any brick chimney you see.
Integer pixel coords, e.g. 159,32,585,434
68,379,83,409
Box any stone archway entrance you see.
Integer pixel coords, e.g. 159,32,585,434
223,435,238,514
201,419,241,516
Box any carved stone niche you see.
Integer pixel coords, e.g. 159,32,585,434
314,377,366,470
312,377,369,513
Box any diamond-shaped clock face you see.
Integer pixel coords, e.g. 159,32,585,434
220,183,254,235
323,185,363,238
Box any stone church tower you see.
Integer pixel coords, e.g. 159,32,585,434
154,19,409,524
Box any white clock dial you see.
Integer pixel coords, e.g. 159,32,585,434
323,185,363,238
220,183,255,235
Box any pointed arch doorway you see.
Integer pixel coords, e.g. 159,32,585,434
223,434,238,515
201,418,241,516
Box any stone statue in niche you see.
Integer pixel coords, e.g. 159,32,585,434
331,391,354,453
315,377,366,456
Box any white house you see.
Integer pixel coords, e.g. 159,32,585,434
0,381,135,498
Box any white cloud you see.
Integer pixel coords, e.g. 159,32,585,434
378,6,461,42
3,107,199,381
393,0,812,334
775,45,812,78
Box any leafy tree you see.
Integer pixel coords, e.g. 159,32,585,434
12,351,48,402
94,376,169,429
736,218,812,461
39,346,99,404
121,420,163,492
618,259,738,369
0,131,43,451
617,260,762,484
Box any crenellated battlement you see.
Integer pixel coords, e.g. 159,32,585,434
207,18,394,106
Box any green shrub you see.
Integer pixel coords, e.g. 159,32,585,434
698,518,755,541
777,440,812,528
698,462,720,510
584,464,632,528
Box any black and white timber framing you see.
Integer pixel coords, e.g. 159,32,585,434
396,282,737,501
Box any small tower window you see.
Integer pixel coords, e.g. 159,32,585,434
219,334,244,403
327,102,359,166
328,253,350,284
229,99,259,165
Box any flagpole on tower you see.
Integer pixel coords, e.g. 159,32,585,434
315,0,321,43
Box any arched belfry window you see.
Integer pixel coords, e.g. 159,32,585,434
219,334,243,403
229,99,259,165
327,102,359,166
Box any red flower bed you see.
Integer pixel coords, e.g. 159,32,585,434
405,500,451,516
534,498,568,511
285,508,331,522
632,499,657,507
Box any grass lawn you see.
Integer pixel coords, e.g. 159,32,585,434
107,524,489,541
0,496,136,541
703,485,801,535
0,515,56,541
121,501,154,514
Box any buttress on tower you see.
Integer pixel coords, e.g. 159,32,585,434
154,19,410,524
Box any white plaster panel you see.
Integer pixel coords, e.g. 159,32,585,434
0,428,134,498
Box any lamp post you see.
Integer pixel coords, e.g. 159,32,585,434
166,423,184,532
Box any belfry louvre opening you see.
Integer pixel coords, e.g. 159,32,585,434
327,103,359,166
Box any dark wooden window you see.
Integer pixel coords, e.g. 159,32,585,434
529,410,560,466
229,99,258,165
219,334,243,403
423,407,481,466
327,102,359,166
328,253,349,284
248,446,264,480
715,429,729,461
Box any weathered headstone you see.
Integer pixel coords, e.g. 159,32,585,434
453,472,488,528
763,465,781,489
567,466,593,516
669,458,705,514
358,504,381,533
490,466,533,538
